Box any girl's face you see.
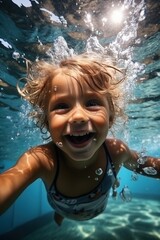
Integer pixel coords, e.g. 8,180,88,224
47,73,112,165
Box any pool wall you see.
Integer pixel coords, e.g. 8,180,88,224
0,179,52,235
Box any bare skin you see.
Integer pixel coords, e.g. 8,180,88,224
0,139,159,216
0,73,159,223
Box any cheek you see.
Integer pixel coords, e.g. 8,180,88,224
91,111,109,127
48,114,66,136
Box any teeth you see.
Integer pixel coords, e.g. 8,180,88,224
70,132,89,137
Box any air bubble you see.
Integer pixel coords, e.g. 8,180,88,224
56,142,63,148
142,167,157,175
12,51,20,60
95,168,103,176
137,156,147,165
54,86,58,92
107,169,113,176
131,172,138,181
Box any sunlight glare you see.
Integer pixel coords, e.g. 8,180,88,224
111,9,124,24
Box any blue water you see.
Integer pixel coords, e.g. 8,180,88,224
0,0,160,239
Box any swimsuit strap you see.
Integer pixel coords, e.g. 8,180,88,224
103,142,117,179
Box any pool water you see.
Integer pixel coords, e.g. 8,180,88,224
1,197,160,240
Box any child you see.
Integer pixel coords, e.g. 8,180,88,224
0,53,159,225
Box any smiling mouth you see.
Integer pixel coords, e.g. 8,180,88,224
65,132,95,146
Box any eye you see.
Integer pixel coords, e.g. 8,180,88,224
86,99,101,108
51,103,69,113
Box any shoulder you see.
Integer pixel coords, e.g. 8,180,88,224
18,141,57,184
104,138,132,171
105,138,130,154
27,141,56,164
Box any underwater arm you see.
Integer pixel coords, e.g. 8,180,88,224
106,139,160,179
0,150,42,214
123,149,160,179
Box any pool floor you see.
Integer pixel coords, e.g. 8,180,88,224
1,196,160,240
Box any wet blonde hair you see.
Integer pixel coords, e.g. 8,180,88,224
17,53,125,134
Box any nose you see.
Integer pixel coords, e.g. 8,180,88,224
69,106,89,124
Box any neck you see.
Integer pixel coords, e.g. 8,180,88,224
59,146,104,171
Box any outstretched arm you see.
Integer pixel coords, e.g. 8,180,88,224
106,138,160,179
0,150,43,214
124,150,160,179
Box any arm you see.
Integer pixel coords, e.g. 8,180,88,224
123,149,160,179
106,138,160,179
0,148,45,214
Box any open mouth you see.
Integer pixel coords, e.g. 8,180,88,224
65,132,95,146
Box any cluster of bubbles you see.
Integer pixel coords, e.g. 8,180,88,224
112,182,132,202
130,148,158,180
12,51,26,65
131,171,138,181
46,36,74,64
119,185,132,202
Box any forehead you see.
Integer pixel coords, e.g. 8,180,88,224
49,71,94,96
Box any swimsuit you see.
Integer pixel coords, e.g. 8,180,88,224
47,143,116,221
